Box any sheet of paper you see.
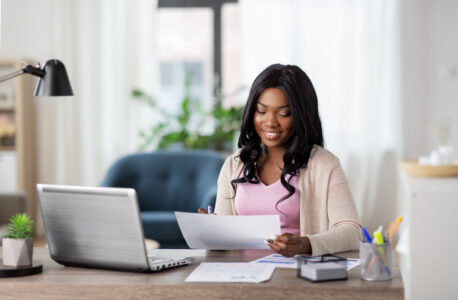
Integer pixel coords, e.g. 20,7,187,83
185,263,275,283
175,212,281,250
251,254,298,269
344,259,361,270
251,254,361,271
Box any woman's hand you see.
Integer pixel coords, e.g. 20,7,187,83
197,206,215,214
266,233,311,257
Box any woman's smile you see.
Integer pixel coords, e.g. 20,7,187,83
254,87,294,149
261,130,282,140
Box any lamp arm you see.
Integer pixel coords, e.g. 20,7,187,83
0,64,46,84
0,69,24,83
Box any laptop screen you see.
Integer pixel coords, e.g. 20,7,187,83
37,184,150,271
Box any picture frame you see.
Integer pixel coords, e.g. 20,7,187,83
0,86,14,108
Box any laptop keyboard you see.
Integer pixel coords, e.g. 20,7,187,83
147,256,172,264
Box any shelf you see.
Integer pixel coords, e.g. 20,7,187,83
0,146,15,151
400,161,458,177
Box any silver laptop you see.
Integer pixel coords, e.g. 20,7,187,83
37,184,195,272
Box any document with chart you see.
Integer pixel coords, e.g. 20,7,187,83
185,263,275,283
175,212,281,250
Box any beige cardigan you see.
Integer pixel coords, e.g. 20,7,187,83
215,146,362,256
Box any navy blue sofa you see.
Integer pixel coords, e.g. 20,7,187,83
101,150,225,248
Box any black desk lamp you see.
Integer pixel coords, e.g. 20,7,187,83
0,59,72,277
0,59,73,96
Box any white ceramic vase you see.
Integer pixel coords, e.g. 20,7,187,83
2,238,33,266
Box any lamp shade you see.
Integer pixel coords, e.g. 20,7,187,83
34,59,74,96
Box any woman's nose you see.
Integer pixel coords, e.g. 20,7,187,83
264,112,279,127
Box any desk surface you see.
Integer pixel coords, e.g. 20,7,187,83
0,247,403,300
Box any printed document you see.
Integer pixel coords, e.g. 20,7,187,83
175,212,281,249
251,254,299,269
252,254,361,271
185,263,275,283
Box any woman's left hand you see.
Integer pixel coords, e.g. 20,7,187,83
266,233,311,257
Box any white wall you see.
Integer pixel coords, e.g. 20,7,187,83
2,0,458,196
401,0,458,160
1,0,159,188
1,0,60,185
1,0,53,58
3,0,457,164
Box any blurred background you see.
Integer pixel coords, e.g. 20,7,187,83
1,0,458,233
0,0,457,292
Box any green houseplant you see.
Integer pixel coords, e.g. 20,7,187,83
132,72,244,152
2,213,34,266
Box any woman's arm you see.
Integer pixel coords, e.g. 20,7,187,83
214,154,239,215
306,158,362,256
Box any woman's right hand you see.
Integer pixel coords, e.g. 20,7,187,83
197,208,208,214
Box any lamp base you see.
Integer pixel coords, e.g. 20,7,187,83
0,260,42,277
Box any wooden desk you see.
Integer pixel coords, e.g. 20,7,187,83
0,248,403,300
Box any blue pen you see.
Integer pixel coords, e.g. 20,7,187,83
207,205,214,214
362,227,372,243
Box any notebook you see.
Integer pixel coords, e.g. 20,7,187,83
37,184,195,272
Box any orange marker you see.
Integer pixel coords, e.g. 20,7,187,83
388,216,403,241
387,222,395,237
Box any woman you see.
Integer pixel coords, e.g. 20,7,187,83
201,64,361,257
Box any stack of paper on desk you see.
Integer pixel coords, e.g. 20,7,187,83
175,212,281,250
185,263,275,283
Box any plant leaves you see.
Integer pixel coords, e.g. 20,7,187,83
4,213,34,239
132,71,244,151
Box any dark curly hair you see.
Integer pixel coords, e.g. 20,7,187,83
231,64,324,209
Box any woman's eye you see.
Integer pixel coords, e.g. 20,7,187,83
256,110,266,114
280,111,291,117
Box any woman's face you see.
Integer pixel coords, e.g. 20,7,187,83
254,87,294,150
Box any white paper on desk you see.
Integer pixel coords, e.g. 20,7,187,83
185,263,275,283
251,254,361,271
175,212,280,249
251,254,298,269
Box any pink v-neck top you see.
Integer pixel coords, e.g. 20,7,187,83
234,173,301,235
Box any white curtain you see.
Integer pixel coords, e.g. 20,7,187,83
239,0,402,231
36,0,158,186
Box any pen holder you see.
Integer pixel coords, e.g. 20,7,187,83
360,241,392,281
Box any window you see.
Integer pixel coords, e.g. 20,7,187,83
157,8,213,113
221,2,240,107
157,0,239,112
